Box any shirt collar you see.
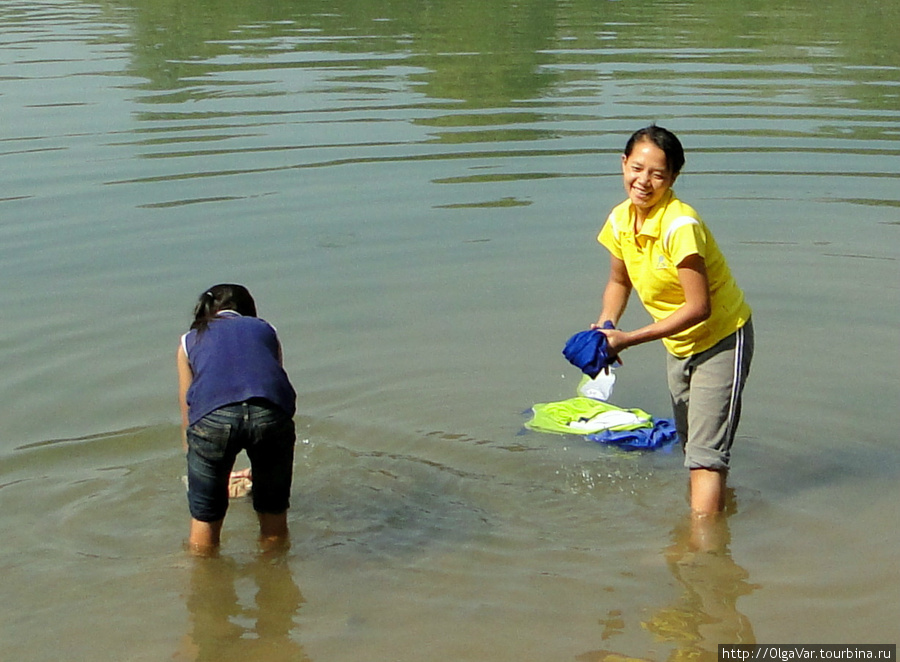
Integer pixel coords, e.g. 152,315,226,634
633,189,675,240
216,310,242,318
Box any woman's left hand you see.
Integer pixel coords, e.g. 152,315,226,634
600,327,630,355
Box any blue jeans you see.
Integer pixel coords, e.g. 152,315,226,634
186,400,295,522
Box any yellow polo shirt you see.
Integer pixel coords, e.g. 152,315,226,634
598,189,751,358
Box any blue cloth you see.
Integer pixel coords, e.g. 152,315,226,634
563,322,619,378
183,311,296,425
586,418,678,451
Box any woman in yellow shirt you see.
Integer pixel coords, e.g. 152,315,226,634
595,126,753,515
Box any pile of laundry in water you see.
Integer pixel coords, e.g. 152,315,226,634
524,328,678,451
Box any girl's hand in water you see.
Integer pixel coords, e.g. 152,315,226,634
228,468,253,498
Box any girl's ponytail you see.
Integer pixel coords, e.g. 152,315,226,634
190,284,257,334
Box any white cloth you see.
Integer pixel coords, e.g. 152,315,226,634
578,370,616,401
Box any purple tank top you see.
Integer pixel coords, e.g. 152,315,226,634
182,311,296,425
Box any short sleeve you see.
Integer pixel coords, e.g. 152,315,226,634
664,217,707,267
597,213,623,259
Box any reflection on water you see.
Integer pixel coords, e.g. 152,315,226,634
643,513,756,660
580,495,756,662
176,552,308,662
1,0,898,657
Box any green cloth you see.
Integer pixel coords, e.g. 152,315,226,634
526,397,653,435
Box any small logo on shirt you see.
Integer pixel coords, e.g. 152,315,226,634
655,255,669,269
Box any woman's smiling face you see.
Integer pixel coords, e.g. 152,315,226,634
621,139,676,218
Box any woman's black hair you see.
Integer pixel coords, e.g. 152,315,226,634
624,125,685,178
190,283,257,333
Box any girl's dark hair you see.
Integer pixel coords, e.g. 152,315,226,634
190,283,257,333
624,125,685,178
